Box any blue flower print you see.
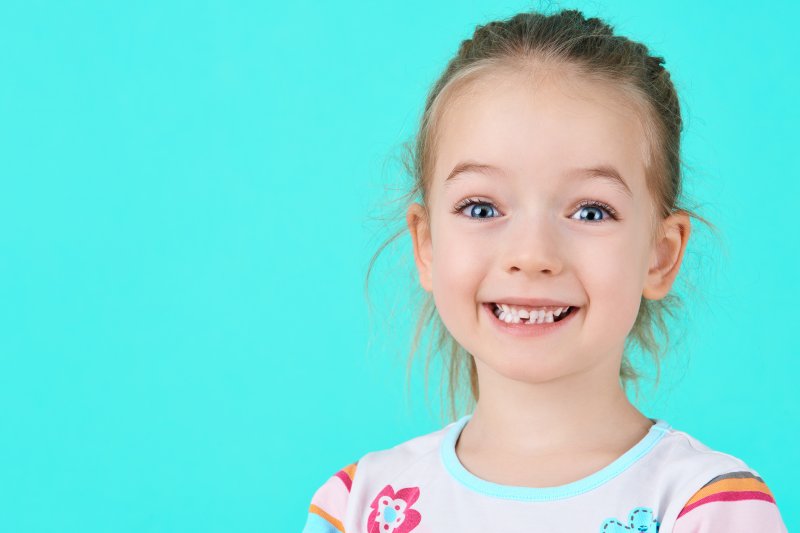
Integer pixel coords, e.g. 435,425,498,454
599,506,659,532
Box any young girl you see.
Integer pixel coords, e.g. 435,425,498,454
302,9,788,533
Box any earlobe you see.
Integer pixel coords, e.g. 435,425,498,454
406,202,434,292
643,212,691,300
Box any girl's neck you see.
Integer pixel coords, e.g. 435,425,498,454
460,357,652,459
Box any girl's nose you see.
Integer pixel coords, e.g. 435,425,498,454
500,214,564,276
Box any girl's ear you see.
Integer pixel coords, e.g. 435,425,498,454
406,202,433,292
643,211,691,300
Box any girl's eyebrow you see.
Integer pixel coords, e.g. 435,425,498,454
445,160,633,198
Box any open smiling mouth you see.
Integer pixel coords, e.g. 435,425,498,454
491,303,576,323
482,302,580,336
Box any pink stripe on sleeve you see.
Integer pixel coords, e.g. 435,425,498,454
310,472,351,521
672,499,788,533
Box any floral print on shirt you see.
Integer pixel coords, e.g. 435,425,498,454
366,484,422,533
600,506,659,532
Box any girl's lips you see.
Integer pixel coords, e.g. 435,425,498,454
482,302,580,337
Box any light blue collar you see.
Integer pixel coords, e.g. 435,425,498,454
440,413,670,501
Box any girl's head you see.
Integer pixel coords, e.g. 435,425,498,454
366,9,714,421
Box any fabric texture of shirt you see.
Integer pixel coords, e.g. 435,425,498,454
301,414,788,532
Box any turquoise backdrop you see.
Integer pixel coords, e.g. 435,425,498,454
1,1,797,531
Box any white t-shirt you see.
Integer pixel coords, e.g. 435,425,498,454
302,413,788,532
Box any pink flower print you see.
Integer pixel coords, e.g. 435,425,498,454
366,484,422,533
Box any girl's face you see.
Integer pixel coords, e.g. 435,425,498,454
407,67,690,385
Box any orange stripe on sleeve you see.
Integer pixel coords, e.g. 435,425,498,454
308,503,345,533
684,475,773,506
678,471,777,518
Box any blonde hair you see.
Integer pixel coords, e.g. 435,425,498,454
364,8,720,424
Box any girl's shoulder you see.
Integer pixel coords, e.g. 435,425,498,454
652,423,786,531
301,422,453,533
652,422,754,471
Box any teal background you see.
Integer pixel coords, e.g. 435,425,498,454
1,0,797,531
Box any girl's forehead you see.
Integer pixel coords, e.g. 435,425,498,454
431,70,650,190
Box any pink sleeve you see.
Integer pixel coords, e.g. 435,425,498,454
672,470,788,533
301,462,358,533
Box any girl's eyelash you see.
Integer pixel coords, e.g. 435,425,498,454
451,198,619,221
574,199,619,220
451,197,494,215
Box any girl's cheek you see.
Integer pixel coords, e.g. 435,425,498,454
581,240,647,317
433,251,480,297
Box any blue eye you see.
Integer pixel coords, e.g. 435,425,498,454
452,198,500,220
570,200,618,223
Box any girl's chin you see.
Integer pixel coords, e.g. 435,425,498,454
472,352,581,386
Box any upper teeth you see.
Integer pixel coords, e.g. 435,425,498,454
493,303,570,324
